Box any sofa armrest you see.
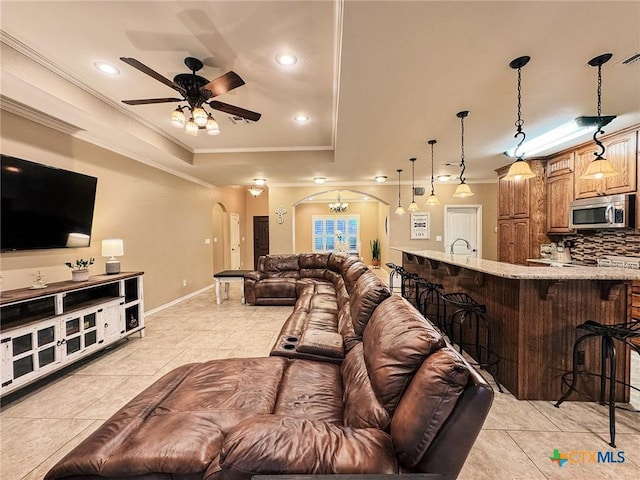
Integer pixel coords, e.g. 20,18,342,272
296,329,345,359
208,415,397,479
245,270,266,282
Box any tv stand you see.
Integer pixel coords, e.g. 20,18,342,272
1,272,144,396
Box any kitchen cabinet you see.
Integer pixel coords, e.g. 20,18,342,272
1,272,144,396
496,160,547,264
546,152,575,233
575,129,637,199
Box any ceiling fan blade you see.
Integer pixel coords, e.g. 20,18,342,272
122,98,184,105
200,71,245,98
208,100,262,122
120,57,186,95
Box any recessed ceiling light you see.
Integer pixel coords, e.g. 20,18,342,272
253,178,266,186
314,177,326,184
276,53,297,66
94,62,120,75
437,175,451,182
294,114,310,123
374,175,387,183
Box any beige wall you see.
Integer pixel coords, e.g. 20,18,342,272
0,112,239,310
294,201,380,262
268,183,498,267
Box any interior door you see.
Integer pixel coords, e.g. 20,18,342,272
230,213,241,270
444,206,480,258
253,216,269,269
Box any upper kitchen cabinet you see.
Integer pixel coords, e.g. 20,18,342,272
575,129,638,198
546,152,575,233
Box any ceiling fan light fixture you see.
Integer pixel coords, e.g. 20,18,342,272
206,115,220,135
192,107,208,127
170,108,186,128
185,119,199,136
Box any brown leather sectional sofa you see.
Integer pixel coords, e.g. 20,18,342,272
46,253,494,480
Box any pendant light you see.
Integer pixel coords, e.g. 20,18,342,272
395,169,405,215
425,140,440,205
453,111,474,198
408,158,419,212
580,53,619,180
504,56,536,180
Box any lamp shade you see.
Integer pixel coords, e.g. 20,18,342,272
453,182,474,198
102,239,124,258
425,194,440,206
504,158,536,180
580,158,618,180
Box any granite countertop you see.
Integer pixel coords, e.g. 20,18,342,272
392,248,640,280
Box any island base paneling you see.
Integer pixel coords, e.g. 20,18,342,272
403,256,630,401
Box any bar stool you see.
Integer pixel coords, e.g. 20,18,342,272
441,292,503,392
554,319,640,448
415,277,445,331
385,262,403,294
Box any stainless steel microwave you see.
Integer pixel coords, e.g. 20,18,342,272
569,194,635,229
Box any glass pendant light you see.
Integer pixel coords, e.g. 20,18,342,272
408,158,419,212
453,111,474,198
580,53,619,180
395,169,405,215
425,139,440,205
184,118,199,136
192,107,208,127
170,107,186,128
505,56,536,180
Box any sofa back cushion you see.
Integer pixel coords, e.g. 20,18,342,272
390,347,470,468
328,252,349,274
343,261,369,294
342,343,391,429
349,272,391,336
264,255,300,278
299,253,330,279
363,295,445,413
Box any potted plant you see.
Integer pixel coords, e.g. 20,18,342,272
65,258,95,282
370,238,380,268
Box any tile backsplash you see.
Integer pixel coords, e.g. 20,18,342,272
561,229,640,264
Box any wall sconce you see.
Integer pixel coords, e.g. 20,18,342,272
102,239,124,274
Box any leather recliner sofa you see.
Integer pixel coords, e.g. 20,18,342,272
45,293,493,480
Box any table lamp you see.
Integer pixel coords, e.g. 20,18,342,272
102,239,124,274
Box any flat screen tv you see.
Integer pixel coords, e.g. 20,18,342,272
1,155,98,252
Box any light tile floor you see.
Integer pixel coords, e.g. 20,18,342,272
1,282,639,480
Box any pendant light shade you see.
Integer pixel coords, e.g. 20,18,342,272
453,111,474,198
580,53,618,180
395,169,405,215
425,139,440,205
505,56,535,181
408,158,419,212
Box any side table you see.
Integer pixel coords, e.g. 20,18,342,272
213,270,251,304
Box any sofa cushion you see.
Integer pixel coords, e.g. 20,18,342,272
363,296,445,413
274,360,344,423
342,343,391,430
327,252,349,273
264,254,300,276
343,261,369,294
299,252,330,270
391,347,470,468
255,277,297,298
349,271,391,335
212,416,398,480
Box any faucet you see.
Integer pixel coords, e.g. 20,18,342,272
449,238,472,255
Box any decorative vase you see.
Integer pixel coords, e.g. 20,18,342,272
372,258,380,268
71,269,90,282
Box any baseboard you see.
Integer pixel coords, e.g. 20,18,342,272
145,284,215,316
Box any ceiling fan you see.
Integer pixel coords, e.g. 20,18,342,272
120,56,261,136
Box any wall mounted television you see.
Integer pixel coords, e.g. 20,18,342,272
1,155,98,252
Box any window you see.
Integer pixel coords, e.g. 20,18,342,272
312,215,360,253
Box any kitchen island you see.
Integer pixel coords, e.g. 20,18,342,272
396,248,640,401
